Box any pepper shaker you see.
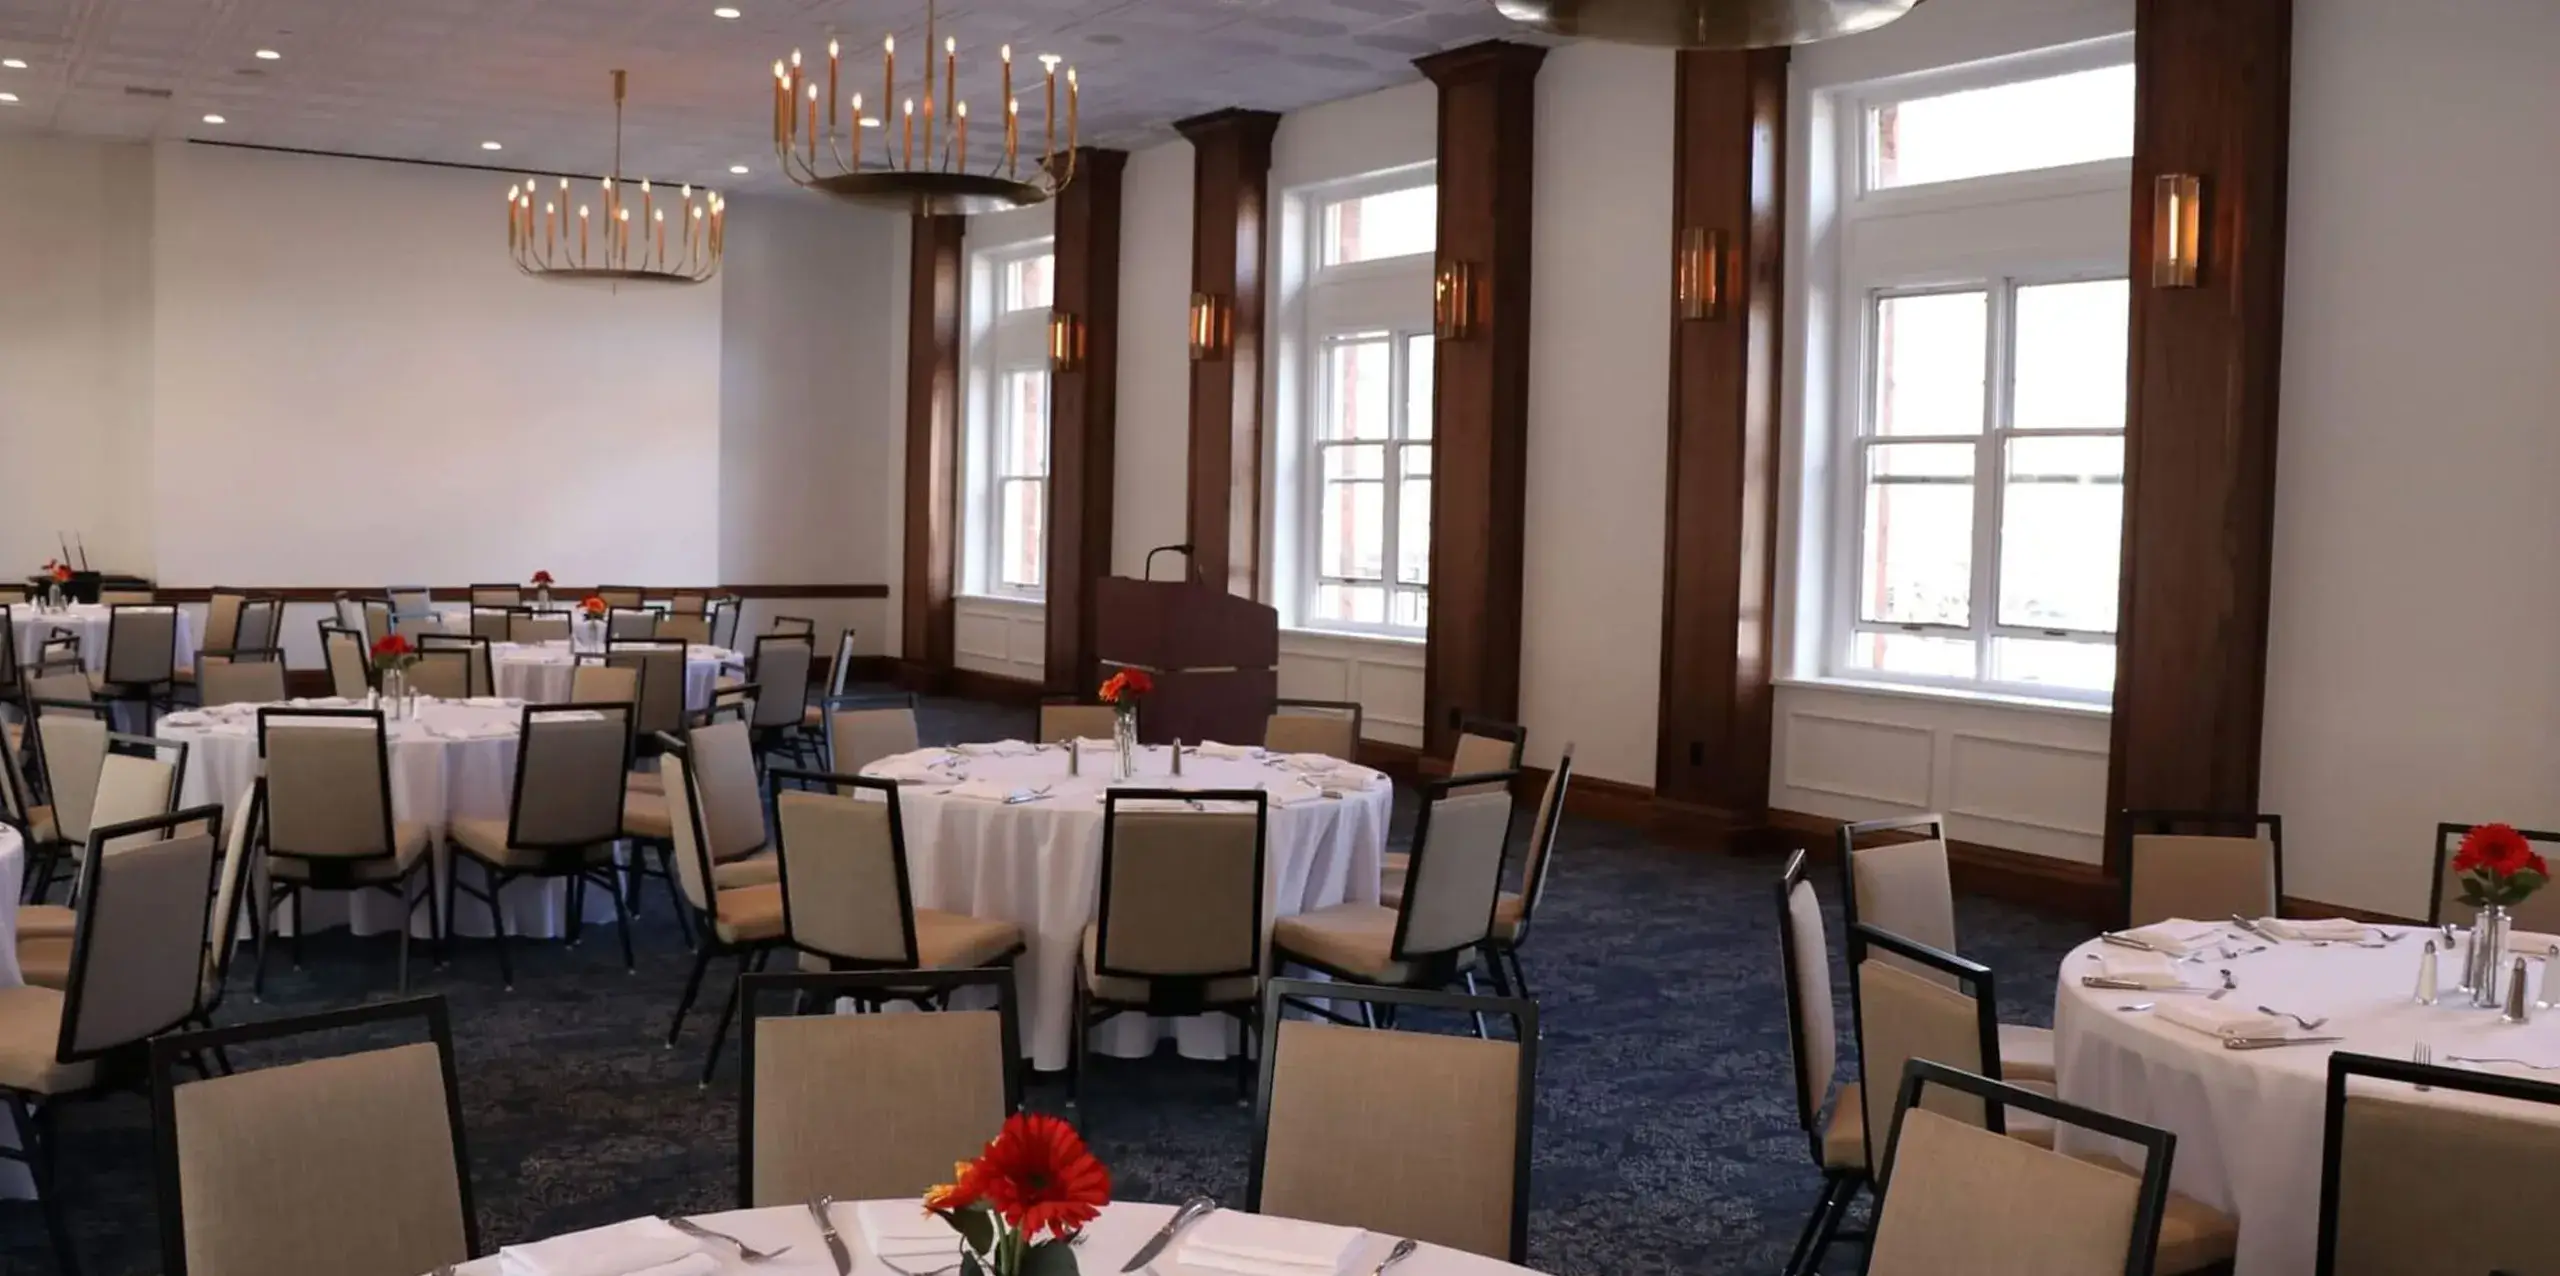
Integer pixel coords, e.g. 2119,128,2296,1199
2414,939,2439,1006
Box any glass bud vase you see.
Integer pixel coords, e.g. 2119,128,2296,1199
381,667,408,719
1112,708,1138,781
2470,904,2512,1008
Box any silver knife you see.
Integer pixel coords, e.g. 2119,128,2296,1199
2222,1035,2344,1051
810,1195,855,1275
1122,1196,1216,1272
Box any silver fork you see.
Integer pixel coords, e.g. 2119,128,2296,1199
666,1216,795,1263
2412,1042,2432,1091
2257,1004,2329,1031
2209,968,2237,1000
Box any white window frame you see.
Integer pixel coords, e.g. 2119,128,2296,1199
1817,40,2134,704
962,240,1054,601
1288,165,1438,638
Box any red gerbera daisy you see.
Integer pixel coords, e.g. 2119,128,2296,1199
971,1113,1112,1240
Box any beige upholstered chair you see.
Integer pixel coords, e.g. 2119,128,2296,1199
27,659,91,706
1451,717,1525,777
0,807,223,1275
2121,810,2281,928
447,705,635,986
2429,822,2560,934
1038,701,1120,744
470,583,522,607
1251,980,1536,1262
0,720,59,877
670,718,778,890
1273,775,1515,1010
606,639,689,741
405,650,472,700
1867,1061,2179,1276
20,707,175,902
148,995,477,1276
197,656,287,707
175,590,247,689
1847,922,2053,1171
28,703,108,896
597,586,646,609
747,635,817,765
569,660,638,707
97,589,155,607
19,753,212,991
709,597,744,650
1774,851,1867,1276
606,606,660,640
770,771,1023,975
320,622,371,699
821,694,922,776
358,597,392,649
387,585,433,619
509,610,571,643
738,967,1020,1208
802,629,864,730
255,708,435,995
1840,815,2055,1084
669,590,710,617
656,738,790,1084
469,606,513,642
95,603,183,723
657,612,711,646
1386,745,1573,998
1072,790,1269,1103
1265,699,1362,762
417,634,495,697
768,615,817,638
2316,1051,2560,1276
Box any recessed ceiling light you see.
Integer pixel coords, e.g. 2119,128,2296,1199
729,164,750,174
1,59,26,70
202,113,225,124
0,92,18,103
713,6,741,17
254,48,281,60
481,140,503,150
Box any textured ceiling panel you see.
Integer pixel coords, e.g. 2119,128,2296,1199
0,0,1530,192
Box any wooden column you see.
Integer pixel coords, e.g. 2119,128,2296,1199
1655,48,1787,825
1044,148,1130,694
1415,40,1544,759
2105,0,2294,866
901,212,966,672
1174,108,1282,599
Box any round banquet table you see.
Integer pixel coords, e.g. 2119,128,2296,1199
455,1199,1538,1276
2055,924,2560,1275
157,696,618,940
9,603,198,674
490,640,744,710
861,742,1392,1072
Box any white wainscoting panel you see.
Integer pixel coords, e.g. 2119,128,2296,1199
953,596,1046,684
1277,629,1426,749
1771,680,2112,864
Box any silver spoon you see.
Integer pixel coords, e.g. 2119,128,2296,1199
2209,968,2237,1000
1373,1238,1420,1276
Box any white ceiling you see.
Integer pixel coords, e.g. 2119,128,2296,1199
0,0,1524,192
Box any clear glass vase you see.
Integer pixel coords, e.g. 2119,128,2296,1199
2470,904,2512,1008
1112,708,1138,780
380,667,409,719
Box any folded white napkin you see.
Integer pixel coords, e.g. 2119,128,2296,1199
2096,950,2187,989
465,696,520,708
2115,919,2224,955
955,741,1036,757
2153,1000,2291,1041
856,1200,965,1260
495,1218,704,1276
1177,1212,1364,1276
866,760,944,783
951,779,1041,803
2257,917,2369,941
1264,780,1329,808
1196,742,1262,760
160,712,209,729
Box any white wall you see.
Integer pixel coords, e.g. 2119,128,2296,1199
1111,140,1196,579
2260,0,2560,915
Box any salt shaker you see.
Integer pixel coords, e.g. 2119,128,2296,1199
1171,738,1184,777
2414,939,2440,1006
1067,739,1081,777
2503,956,2534,1025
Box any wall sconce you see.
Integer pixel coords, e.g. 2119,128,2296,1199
2152,172,2203,288
1433,260,1479,341
1188,291,1231,362
1676,226,1728,321
1048,311,1084,373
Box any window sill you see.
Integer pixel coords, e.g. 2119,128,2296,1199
955,593,1045,609
1774,674,2111,719
1281,625,1427,649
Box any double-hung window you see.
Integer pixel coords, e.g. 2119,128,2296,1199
1294,172,1437,635
965,246,1053,598
1825,48,2133,700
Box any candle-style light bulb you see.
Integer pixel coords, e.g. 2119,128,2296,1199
827,38,840,132
903,97,915,168
1067,66,1078,156
883,36,896,168
806,81,819,163
1039,54,1061,168
956,100,968,172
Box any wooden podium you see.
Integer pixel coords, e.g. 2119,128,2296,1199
1094,577,1277,746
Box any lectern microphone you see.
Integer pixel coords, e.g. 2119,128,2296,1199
1143,543,1196,583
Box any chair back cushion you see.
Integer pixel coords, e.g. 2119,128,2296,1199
37,710,108,843
774,789,911,963
2128,833,2276,928
2326,1084,2560,1276
91,752,179,851
205,786,259,965
1867,1107,2143,1276
264,720,392,858
471,608,513,642
238,598,282,650
1517,750,1573,920
28,667,92,704
827,706,921,776
68,830,219,1056
607,608,659,640
1264,712,1357,762
105,605,179,684
750,639,814,728
1038,704,1119,743
405,652,471,700
510,613,571,644
660,753,713,913
202,593,244,652
1783,877,1838,1129
608,645,688,736
170,1041,468,1276
199,659,287,707
471,586,520,607
568,662,638,707
323,628,371,699
1850,837,1958,978
1260,1020,1519,1259
1399,790,1513,957
1855,956,1988,1174
1099,806,1260,978
748,1009,1008,1207
658,613,711,646
513,710,630,847
692,719,770,860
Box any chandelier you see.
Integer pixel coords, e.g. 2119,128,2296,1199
505,70,724,284
770,0,1079,216
1490,0,1927,48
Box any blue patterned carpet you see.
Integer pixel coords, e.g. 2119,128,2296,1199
0,691,2090,1275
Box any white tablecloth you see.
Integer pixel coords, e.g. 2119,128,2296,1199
862,742,1391,1071
456,1199,1538,1276
491,640,743,711
2056,923,2560,1275
157,697,616,940
10,603,199,674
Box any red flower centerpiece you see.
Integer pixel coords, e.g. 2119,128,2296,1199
2455,823,2548,910
530,570,554,587
579,594,609,621
531,569,554,606
925,1112,1112,1276
370,633,418,674
1098,669,1152,778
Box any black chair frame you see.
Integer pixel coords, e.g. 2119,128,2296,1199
659,733,788,1086
253,707,438,996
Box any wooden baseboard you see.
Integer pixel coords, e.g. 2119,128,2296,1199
1765,807,2118,925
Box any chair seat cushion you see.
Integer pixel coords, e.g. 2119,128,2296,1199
15,904,73,941
1271,902,1475,984
1379,882,1526,941
0,986,90,1094
2068,1153,2240,1273
627,770,664,794
448,817,611,870
802,704,824,728
16,935,69,990
713,883,786,943
22,805,56,846
621,790,672,840
269,822,431,883
1821,1082,1865,1169
713,853,777,890
1080,924,1256,1005
917,909,1025,969
1998,1022,2058,1083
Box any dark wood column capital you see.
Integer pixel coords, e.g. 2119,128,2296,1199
1044,148,1130,695
1656,48,1787,824
1415,39,1543,760
2105,0,2294,865
1175,108,1282,601
901,212,966,671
